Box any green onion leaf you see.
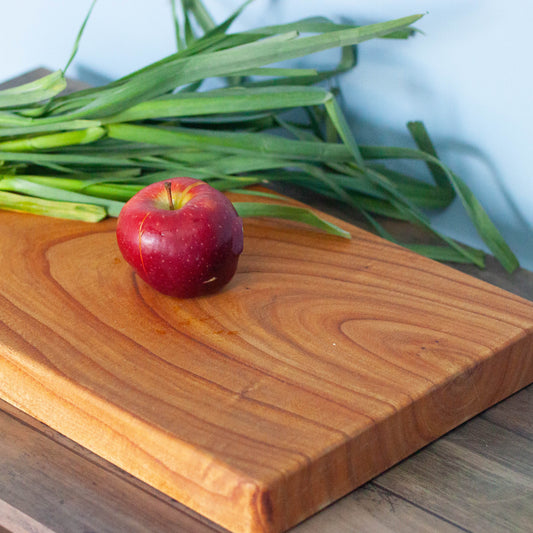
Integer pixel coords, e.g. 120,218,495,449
234,202,351,239
0,3,517,271
0,190,106,222
0,71,66,109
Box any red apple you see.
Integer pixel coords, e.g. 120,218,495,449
116,177,243,298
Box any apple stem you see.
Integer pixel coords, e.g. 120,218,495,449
165,181,175,210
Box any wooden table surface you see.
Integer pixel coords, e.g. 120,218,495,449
1,70,532,533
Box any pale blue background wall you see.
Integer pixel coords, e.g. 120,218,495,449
2,1,531,269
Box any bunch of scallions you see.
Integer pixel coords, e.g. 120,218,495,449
0,0,519,272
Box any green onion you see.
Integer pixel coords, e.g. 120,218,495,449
233,202,351,239
0,126,105,151
0,190,106,222
0,0,519,272
0,70,66,108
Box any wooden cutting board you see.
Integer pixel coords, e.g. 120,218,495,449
1,200,532,533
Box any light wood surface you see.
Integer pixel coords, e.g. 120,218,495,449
1,70,532,533
0,196,532,533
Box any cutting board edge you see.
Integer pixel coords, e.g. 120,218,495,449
0,349,278,533
265,326,533,533
1,323,532,533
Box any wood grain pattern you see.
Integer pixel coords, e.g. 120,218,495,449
291,483,465,533
0,199,532,533
0,500,56,533
481,381,533,439
374,416,533,532
3,387,530,533
0,399,225,533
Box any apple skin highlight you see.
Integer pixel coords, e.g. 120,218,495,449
116,178,244,298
